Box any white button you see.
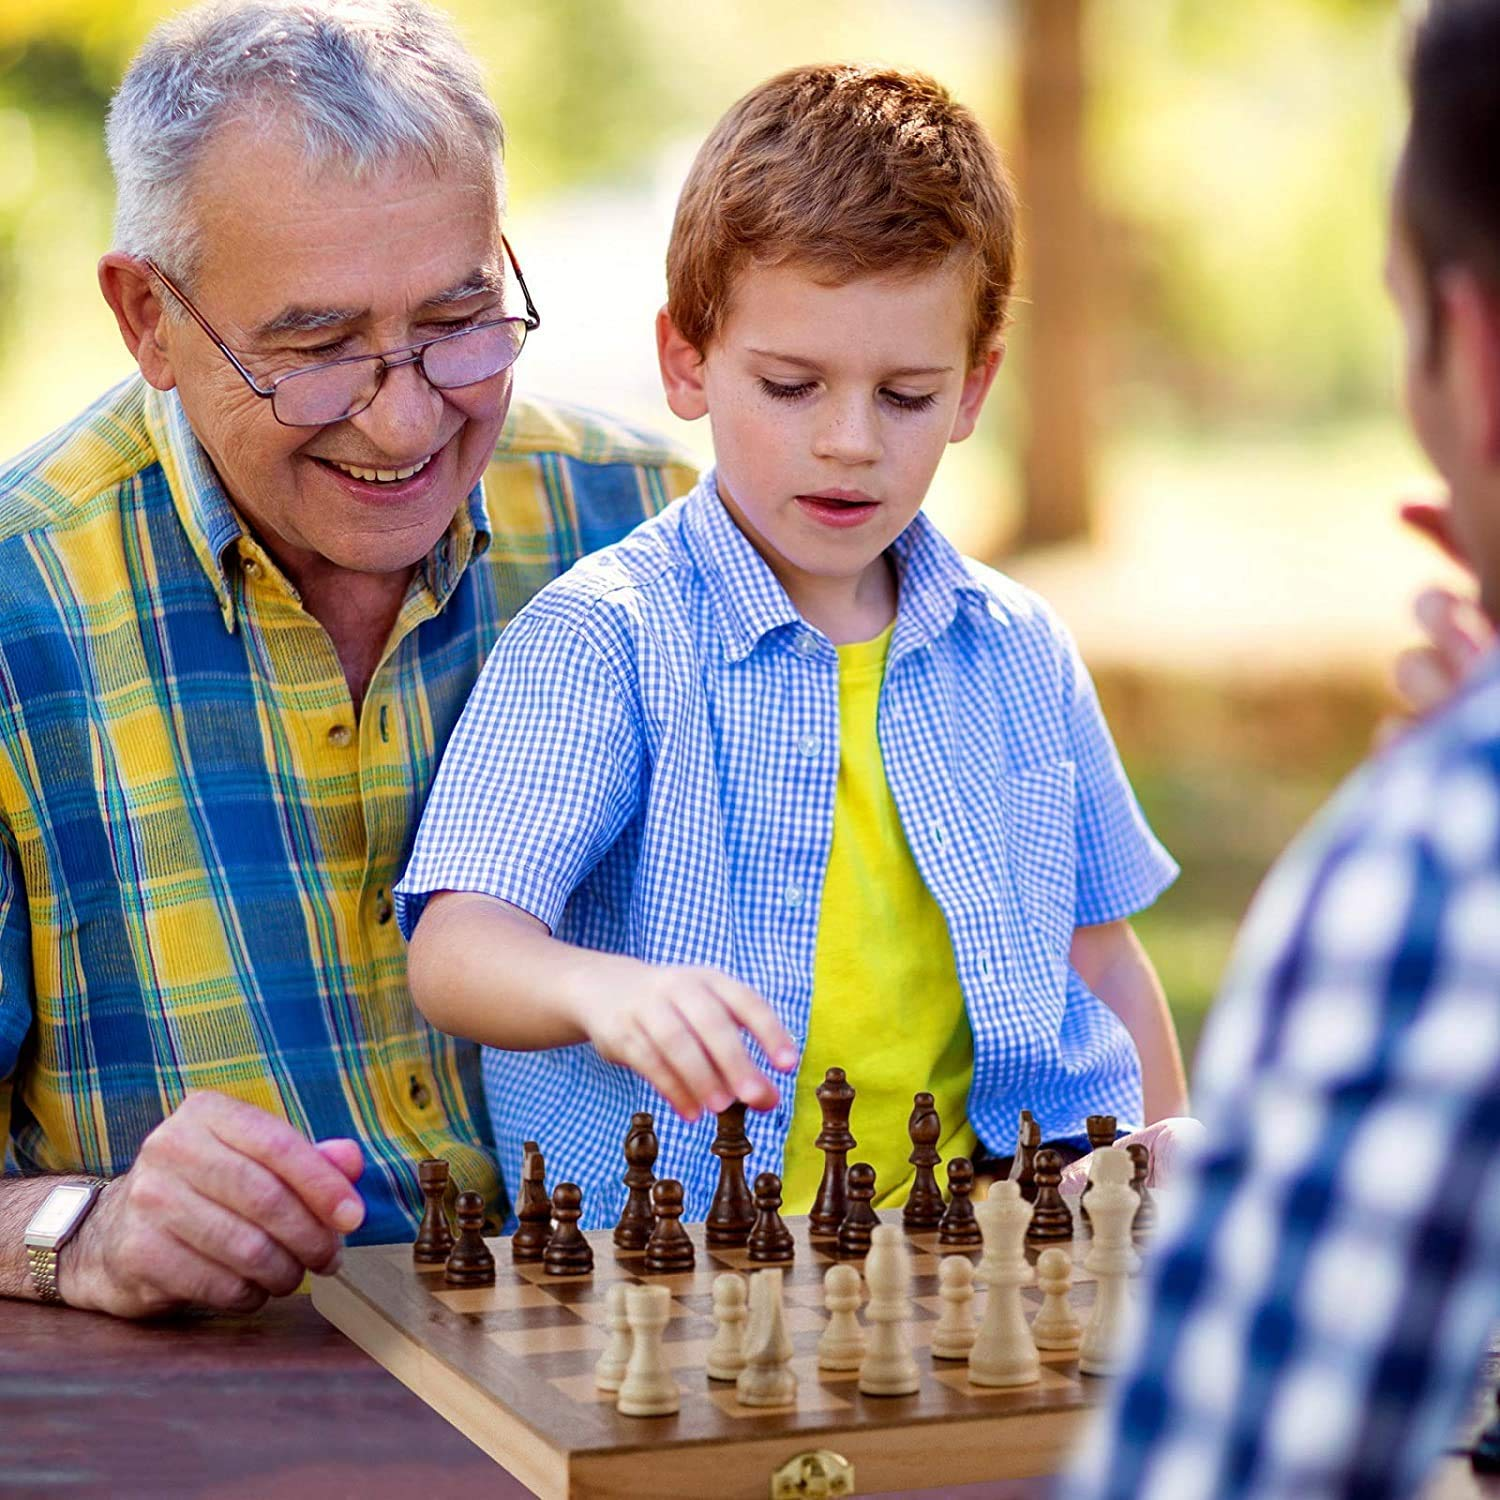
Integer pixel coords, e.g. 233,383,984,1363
798,734,821,758
783,882,804,908
794,632,818,657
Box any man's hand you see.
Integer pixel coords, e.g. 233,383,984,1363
60,1091,365,1319
580,962,798,1122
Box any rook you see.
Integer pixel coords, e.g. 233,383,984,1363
616,1284,679,1416
413,1157,454,1265
511,1141,552,1263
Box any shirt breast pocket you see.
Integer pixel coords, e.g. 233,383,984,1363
999,760,1077,956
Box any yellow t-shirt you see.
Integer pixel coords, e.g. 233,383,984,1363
781,622,979,1211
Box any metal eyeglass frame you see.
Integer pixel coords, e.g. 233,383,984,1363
144,234,541,427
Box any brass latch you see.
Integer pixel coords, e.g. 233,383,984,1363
771,1448,855,1498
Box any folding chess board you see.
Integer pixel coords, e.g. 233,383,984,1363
312,1213,1123,1499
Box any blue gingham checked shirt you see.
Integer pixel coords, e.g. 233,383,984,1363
397,474,1177,1228
1062,652,1500,1500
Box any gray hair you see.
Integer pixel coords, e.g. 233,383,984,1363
106,0,505,282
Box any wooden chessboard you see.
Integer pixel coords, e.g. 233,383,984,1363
311,1211,1132,1499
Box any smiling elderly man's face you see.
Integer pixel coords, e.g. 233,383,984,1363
155,123,514,579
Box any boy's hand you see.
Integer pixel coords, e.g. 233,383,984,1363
581,962,798,1121
1057,1115,1206,1196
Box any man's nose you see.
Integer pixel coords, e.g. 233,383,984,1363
346,356,445,452
811,395,882,465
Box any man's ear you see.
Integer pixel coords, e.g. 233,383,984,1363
656,306,708,421
949,342,1004,445
1439,268,1500,463
98,253,178,392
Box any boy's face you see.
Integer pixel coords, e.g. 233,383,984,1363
659,261,998,619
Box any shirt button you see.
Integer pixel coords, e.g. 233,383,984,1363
783,882,804,909
794,632,818,657
798,733,822,759
327,723,353,748
408,1074,432,1110
242,558,261,579
375,891,394,925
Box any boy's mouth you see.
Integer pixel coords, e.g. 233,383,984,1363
795,489,879,529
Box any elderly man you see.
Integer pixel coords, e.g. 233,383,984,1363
0,0,694,1318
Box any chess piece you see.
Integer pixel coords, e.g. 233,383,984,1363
594,1281,632,1391
1127,1142,1157,1240
1079,1148,1141,1376
413,1157,454,1264
937,1157,983,1246
1007,1108,1041,1203
443,1190,496,1287
747,1171,795,1264
614,1112,658,1251
644,1178,696,1272
1031,1246,1082,1350
969,1181,1039,1387
511,1141,552,1263
858,1224,920,1395
616,1283,679,1416
736,1268,796,1407
542,1182,594,1276
706,1272,749,1381
706,1102,756,1247
808,1067,857,1236
930,1253,978,1360
817,1263,866,1371
837,1162,880,1258
1027,1147,1073,1242
901,1092,945,1229
1080,1114,1117,1227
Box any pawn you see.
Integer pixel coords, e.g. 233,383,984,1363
1031,1246,1082,1350
542,1182,594,1276
930,1254,978,1360
837,1162,880,1258
594,1281,632,1391
1127,1143,1157,1240
616,1283,679,1417
644,1178,696,1272
817,1263,866,1371
1027,1147,1073,1243
443,1190,496,1287
937,1157,983,1247
747,1172,795,1264
706,1272,749,1381
413,1157,454,1265
511,1141,552,1263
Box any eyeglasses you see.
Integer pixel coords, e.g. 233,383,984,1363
145,235,540,428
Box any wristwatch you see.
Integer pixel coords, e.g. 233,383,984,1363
23,1179,107,1304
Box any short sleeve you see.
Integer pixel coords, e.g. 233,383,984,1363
395,606,644,936
0,828,34,1160
1062,631,1179,926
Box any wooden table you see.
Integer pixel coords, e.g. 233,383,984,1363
1,1293,1496,1499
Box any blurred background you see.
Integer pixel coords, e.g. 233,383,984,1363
0,0,1465,1075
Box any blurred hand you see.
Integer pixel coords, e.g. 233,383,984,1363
1059,1115,1207,1196
61,1091,365,1319
582,962,798,1121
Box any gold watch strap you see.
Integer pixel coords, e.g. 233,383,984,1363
26,1242,62,1304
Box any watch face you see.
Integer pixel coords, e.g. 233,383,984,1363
29,1184,93,1239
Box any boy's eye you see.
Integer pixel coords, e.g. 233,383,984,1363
758,378,815,402
882,389,939,413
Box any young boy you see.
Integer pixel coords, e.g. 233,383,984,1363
397,65,1187,1228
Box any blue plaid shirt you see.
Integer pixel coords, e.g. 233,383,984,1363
1062,653,1500,1499
397,476,1176,1227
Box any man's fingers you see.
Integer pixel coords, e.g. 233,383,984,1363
154,1227,270,1313
315,1138,365,1183
159,1184,311,1295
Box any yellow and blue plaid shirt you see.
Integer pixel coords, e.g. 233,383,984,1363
0,375,696,1242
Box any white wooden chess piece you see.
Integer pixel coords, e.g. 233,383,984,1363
969,1181,1039,1387
593,1280,633,1391
930,1254,978,1360
736,1268,797,1407
616,1283,680,1416
1079,1147,1141,1376
1031,1247,1082,1351
818,1263,866,1371
858,1224,920,1396
706,1272,749,1381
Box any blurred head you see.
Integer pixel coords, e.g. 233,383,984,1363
1390,0,1500,615
99,0,521,582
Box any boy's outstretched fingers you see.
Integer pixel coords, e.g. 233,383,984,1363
1058,1116,1207,1196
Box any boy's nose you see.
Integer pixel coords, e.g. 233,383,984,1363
811,397,882,465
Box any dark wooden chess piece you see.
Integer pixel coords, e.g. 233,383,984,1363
1127,1142,1157,1241
747,1171,795,1264
413,1157,454,1264
936,1156,983,1246
444,1190,496,1286
901,1092,945,1230
1027,1147,1074,1243
643,1178,696,1272
808,1067,856,1238
705,1101,756,1247
1007,1109,1041,1204
542,1182,594,1276
1473,1385,1500,1474
1080,1114,1117,1227
613,1112,658,1251
511,1140,553,1263
836,1161,880,1259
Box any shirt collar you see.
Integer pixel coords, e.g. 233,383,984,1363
144,384,492,630
679,468,993,663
